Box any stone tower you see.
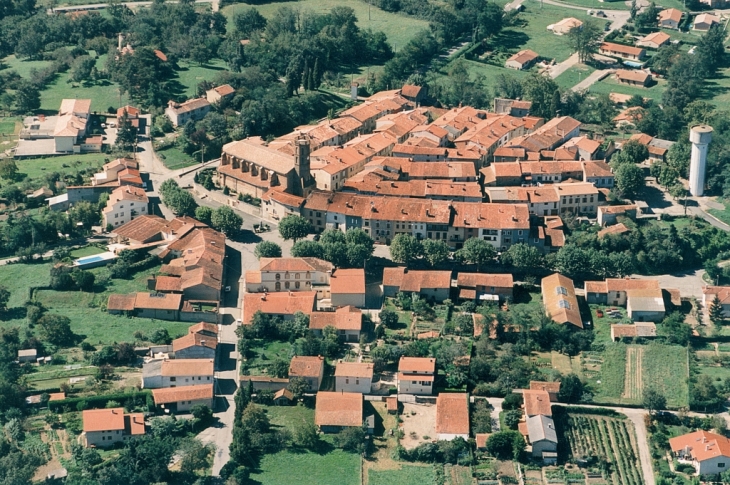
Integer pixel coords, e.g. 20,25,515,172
293,135,315,197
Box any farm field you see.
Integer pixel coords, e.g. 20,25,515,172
558,412,643,485
590,344,626,404
221,0,431,49
250,448,360,485
13,153,110,182
642,343,688,408
368,465,435,485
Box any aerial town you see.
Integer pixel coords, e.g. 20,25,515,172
2,0,730,483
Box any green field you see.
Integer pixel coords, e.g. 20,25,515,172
368,465,435,485
511,4,585,64
591,344,627,404
69,246,107,259
0,119,20,136
13,153,110,182
587,75,667,102
555,64,597,90
643,343,688,408
39,54,123,112
221,0,430,49
0,55,53,78
156,145,198,170
250,448,360,485
173,60,230,99
0,262,53,309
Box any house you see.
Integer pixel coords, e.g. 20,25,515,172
703,286,730,317
693,14,721,31
401,84,426,105
627,287,666,322
523,390,552,417
109,214,167,245
289,355,325,391
505,50,539,70
598,223,630,238
151,383,214,412
205,84,235,104
629,133,674,162
102,186,148,229
330,268,366,308
493,98,532,117
165,98,211,127
456,273,514,302
597,205,637,226
117,105,140,129
141,359,214,389
550,17,583,35
315,391,364,433
613,107,644,128
273,388,294,405
527,415,558,460
637,31,671,49
435,393,470,441
242,291,317,324
172,331,217,359
583,161,615,188
615,69,652,87
54,99,91,153
610,322,657,341
586,278,667,322
239,375,290,392
387,396,398,414
82,408,145,448
560,136,602,161
132,292,182,320
476,433,490,450
541,273,583,329
530,381,561,402
669,430,730,476
382,268,452,302
658,8,682,29
599,42,645,61
92,158,142,187
335,362,374,393
397,357,436,395
18,349,37,363
217,135,316,198
261,189,305,222
245,258,333,294
309,306,363,342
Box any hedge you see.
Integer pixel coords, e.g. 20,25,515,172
49,390,152,412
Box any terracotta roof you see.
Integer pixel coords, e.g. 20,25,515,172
49,392,66,401
398,357,436,373
155,275,181,292
117,105,139,118
541,273,582,329
659,8,682,23
451,202,530,230
599,204,636,215
494,147,526,159
703,286,730,305
210,84,235,96
639,31,671,46
598,223,630,238
309,306,362,331
507,49,539,65
401,84,423,98
107,293,137,311
330,268,365,295
289,355,325,378
245,270,261,284
315,391,363,427
382,267,452,292
243,291,317,323
161,359,214,377
402,161,476,180
611,322,656,338
670,430,730,462
600,42,644,57
154,49,167,61
222,138,295,175
113,215,167,243
172,332,217,352
168,98,210,115
60,99,91,115
616,69,651,84
83,408,125,432
274,388,293,401
606,278,660,292
334,362,374,379
418,330,441,339
476,433,490,449
262,189,305,208
457,273,514,289
259,257,333,273
435,393,470,435
387,396,398,412
695,13,721,26
583,161,613,178
523,390,552,416
188,322,218,335
530,381,561,393
152,384,213,405
134,292,182,311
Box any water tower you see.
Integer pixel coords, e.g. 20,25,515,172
689,125,713,197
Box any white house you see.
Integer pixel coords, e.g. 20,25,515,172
397,357,436,395
102,185,148,228
244,257,333,294
151,384,214,412
670,430,730,476
141,359,214,389
334,362,374,393
82,408,145,448
165,98,211,127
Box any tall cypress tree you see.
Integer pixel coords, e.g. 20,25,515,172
710,294,724,326
312,58,320,90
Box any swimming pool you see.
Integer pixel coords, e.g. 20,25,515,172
76,255,104,264
73,251,118,269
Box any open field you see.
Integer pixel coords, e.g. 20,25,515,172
0,262,52,309
368,465,435,485
173,60,230,99
13,153,110,182
622,346,643,401
558,412,643,485
587,76,667,102
156,145,199,170
642,343,688,408
0,55,53,78
221,0,431,49
590,345,626,404
555,64,597,90
250,448,360,485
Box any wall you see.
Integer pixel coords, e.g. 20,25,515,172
335,376,371,394
84,429,124,448
136,309,179,320
180,310,219,324
397,378,433,395
331,292,366,309
143,374,213,389
175,397,214,412
532,439,558,457
175,346,216,360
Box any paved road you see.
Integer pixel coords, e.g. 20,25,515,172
571,69,613,91
486,397,504,431
548,53,580,79
631,269,706,300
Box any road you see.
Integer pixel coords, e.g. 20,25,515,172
570,69,613,91
48,0,218,13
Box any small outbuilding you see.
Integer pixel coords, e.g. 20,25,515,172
505,50,539,70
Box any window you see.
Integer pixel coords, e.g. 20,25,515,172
719,463,726,468
285,272,290,279
558,299,571,309
275,273,281,280
285,281,290,289
356,379,359,385
275,282,281,291
170,377,176,382
295,281,300,289
345,378,349,384
556,286,568,296
309,211,313,216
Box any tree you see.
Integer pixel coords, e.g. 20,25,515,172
567,22,603,63
194,206,213,225
291,240,324,259
255,241,282,259
522,74,560,119
14,80,40,114
486,430,525,460
287,376,309,400
457,238,496,271
278,215,311,243
422,239,450,267
634,2,660,31
179,439,214,475
642,388,667,415
617,140,649,165
0,286,9,312
211,206,242,235
266,359,289,378
697,24,725,74
333,427,365,453
72,270,95,292
234,8,268,37
379,309,400,329
70,56,97,84
0,159,19,180
389,234,424,267
294,421,320,449
558,374,583,403
36,314,75,346
710,294,724,326
615,163,645,199
502,243,545,274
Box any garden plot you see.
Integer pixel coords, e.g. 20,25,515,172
621,347,643,402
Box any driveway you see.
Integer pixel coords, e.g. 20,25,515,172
486,397,504,431
570,69,613,91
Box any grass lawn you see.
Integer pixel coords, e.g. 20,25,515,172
221,0,430,49
13,153,110,182
0,119,20,136
643,343,688,408
589,305,629,342
555,64,597,90
244,339,295,375
510,4,584,63
709,203,730,226
591,344,626,404
39,55,123,112
250,448,360,485
264,404,315,434
69,246,107,259
0,55,52,79
368,465,435,485
156,145,198,170
173,60,230,99
0,262,53,309
587,75,667,102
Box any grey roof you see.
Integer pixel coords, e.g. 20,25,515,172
648,138,675,150
629,296,665,313
142,359,163,378
527,415,558,444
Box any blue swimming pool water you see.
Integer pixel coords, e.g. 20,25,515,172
76,255,104,264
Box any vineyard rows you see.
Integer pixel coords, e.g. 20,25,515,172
564,415,643,485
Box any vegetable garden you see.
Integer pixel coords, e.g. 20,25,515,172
560,414,643,485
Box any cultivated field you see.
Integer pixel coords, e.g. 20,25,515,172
621,346,643,402
559,413,643,485
368,465,435,485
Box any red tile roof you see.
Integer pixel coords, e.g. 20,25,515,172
161,359,214,377
315,391,363,427
83,408,125,432
670,430,730,462
172,332,217,352
289,355,325,378
242,291,317,323
398,357,436,373
134,292,182,311
382,267,452,292
456,273,514,289
541,273,582,329
330,268,365,295
107,293,137,311
523,390,552,416
435,393,470,436
334,362,374,379
309,306,362,331
152,384,214,405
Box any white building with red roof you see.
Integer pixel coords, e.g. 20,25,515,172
82,408,145,447
397,357,436,395
670,430,730,475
